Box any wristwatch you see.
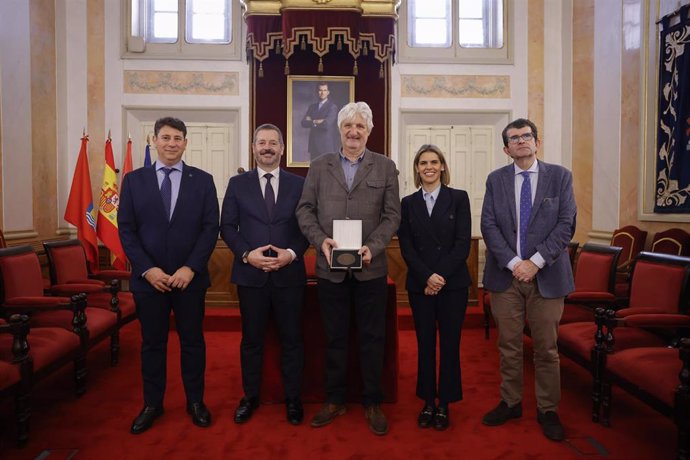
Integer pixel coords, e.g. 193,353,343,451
241,250,250,264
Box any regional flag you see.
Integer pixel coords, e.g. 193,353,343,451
121,137,133,179
64,135,99,271
97,137,127,270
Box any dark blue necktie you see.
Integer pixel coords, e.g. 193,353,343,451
264,173,275,218
161,167,173,220
519,171,532,258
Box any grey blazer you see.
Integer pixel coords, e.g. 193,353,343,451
296,149,401,282
480,160,577,298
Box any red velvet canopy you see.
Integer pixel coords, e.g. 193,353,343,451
245,9,396,174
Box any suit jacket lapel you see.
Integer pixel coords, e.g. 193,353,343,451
169,163,190,224
411,189,442,246
326,154,349,192
273,169,291,220
249,169,273,221
500,165,518,229
350,149,373,192
530,160,551,225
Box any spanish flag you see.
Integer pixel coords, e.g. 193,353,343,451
64,135,99,271
97,137,127,270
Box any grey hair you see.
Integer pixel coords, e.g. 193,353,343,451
337,102,374,132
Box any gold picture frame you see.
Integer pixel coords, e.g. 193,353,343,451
287,75,355,167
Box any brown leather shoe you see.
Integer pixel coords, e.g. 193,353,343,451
364,404,389,435
310,403,346,427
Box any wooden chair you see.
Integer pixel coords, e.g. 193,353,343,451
560,244,621,325
558,252,690,375
592,309,690,459
0,246,88,398
0,314,31,445
43,239,136,327
651,228,690,256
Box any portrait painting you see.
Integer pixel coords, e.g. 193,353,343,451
287,75,355,167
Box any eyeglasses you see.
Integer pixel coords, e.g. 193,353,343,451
507,133,535,144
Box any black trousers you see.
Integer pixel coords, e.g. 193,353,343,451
317,275,387,406
134,288,207,408
409,287,468,404
237,280,304,400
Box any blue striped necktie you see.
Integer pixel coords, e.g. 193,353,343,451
519,171,532,258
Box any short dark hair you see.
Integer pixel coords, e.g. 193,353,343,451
501,118,539,146
413,144,450,188
253,123,284,145
317,82,329,89
154,117,187,138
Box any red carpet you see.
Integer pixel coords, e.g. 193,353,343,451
0,305,677,459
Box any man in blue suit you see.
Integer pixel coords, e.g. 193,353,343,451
301,82,340,161
119,117,219,434
480,118,576,442
221,124,309,425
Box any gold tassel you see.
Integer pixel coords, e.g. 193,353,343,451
379,63,384,79
276,42,281,53
284,59,290,75
318,56,323,73
258,62,264,78
363,41,369,56
353,60,358,76
337,37,342,51
300,36,306,51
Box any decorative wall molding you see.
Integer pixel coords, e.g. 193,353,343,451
400,75,510,98
123,71,239,95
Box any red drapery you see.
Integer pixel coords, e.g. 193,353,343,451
246,10,395,175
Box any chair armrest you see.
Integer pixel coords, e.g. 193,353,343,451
3,294,87,338
565,291,616,304
48,283,104,296
620,314,690,328
90,270,130,282
4,296,74,309
0,314,30,364
65,279,104,286
616,307,673,317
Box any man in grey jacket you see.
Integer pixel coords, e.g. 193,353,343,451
480,118,576,442
296,101,400,436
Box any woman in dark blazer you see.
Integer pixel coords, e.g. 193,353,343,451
398,144,471,431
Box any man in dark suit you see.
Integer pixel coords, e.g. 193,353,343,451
296,101,401,436
221,124,309,425
119,117,219,434
301,82,340,161
480,118,576,441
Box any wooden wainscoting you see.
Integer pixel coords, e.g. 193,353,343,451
205,236,480,308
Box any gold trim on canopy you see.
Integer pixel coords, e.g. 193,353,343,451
241,0,400,17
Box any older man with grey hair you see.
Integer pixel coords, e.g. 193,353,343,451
296,101,401,435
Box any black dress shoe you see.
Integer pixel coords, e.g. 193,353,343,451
286,399,304,425
417,404,435,428
130,406,163,434
187,402,212,428
234,397,259,424
482,401,522,426
537,410,565,441
433,406,449,431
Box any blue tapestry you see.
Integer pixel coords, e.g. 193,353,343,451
655,5,690,213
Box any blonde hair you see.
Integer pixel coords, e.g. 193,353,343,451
413,144,450,188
